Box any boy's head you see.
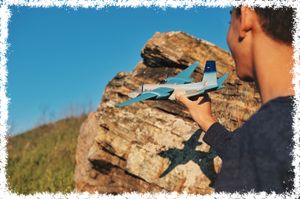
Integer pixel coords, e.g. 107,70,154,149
236,7,294,45
226,6,294,81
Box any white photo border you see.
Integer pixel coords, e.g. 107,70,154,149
0,0,299,198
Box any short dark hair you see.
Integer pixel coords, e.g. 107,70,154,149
235,7,295,45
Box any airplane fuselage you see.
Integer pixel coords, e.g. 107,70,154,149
129,81,212,100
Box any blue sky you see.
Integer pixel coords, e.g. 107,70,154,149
7,6,231,135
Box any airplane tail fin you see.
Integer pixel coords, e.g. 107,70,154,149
202,60,217,87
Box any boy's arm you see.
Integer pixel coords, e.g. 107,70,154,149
176,93,294,191
203,122,235,159
174,93,216,132
175,93,236,159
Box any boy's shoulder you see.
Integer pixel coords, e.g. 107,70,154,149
239,96,294,144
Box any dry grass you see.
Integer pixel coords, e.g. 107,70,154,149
6,114,87,194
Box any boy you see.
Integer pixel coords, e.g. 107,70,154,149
176,6,295,193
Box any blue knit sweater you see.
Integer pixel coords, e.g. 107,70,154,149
203,96,294,193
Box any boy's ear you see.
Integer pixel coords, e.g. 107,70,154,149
239,6,255,40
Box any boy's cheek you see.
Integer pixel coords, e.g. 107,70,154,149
226,27,235,54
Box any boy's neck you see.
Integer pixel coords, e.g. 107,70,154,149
253,35,295,104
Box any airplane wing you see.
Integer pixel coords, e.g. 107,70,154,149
164,61,199,84
115,87,174,108
216,73,229,90
115,93,157,108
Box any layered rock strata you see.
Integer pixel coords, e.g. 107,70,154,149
75,32,261,194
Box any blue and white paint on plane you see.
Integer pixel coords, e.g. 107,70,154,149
115,60,228,108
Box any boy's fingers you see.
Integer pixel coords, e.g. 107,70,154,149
175,93,192,107
203,92,211,102
175,91,212,108
197,93,211,104
196,96,204,104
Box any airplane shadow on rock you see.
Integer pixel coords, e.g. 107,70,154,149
158,129,218,186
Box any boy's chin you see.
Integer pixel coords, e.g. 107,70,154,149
237,73,254,82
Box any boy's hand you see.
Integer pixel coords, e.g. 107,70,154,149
175,92,216,132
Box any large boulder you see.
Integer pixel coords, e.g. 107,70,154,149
74,32,261,194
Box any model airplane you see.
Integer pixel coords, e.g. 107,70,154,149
115,60,228,108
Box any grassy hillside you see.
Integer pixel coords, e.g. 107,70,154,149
6,114,87,194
